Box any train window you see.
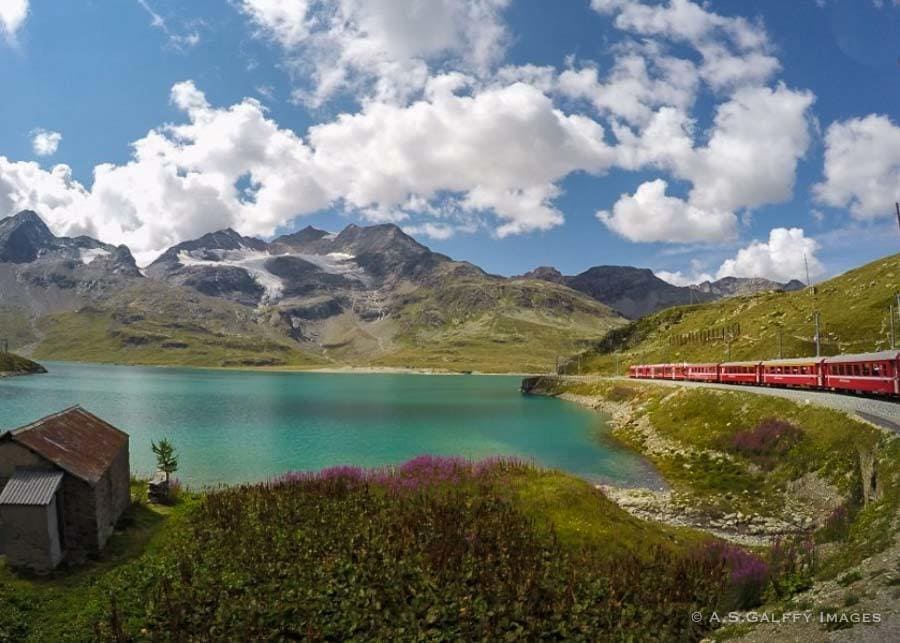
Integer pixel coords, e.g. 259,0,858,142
873,364,881,376
862,363,871,376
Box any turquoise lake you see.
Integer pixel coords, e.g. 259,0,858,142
0,362,662,488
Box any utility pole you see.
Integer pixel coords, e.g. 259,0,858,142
896,202,900,236
891,303,896,350
814,311,821,357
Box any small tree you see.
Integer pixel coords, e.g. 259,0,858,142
151,438,179,485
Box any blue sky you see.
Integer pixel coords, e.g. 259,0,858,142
0,0,898,283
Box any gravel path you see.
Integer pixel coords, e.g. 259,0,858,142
559,376,900,433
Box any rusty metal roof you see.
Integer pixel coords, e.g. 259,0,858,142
6,406,128,485
0,469,64,506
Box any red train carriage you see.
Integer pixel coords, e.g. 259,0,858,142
760,357,824,389
685,363,719,382
673,363,687,380
823,350,900,397
719,361,762,385
648,364,672,379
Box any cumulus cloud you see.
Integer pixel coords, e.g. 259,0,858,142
716,227,823,283
591,0,779,92
601,84,814,242
598,179,736,243
813,114,900,220
583,1,814,245
0,0,28,43
308,79,614,236
31,129,62,156
1,79,615,261
241,0,511,106
557,49,699,126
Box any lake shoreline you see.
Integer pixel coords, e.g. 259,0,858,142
521,376,843,546
25,357,543,377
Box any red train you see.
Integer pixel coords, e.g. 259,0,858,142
629,350,900,398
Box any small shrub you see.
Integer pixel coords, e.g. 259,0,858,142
729,418,803,469
605,385,637,402
837,570,863,587
766,536,817,599
816,504,852,543
697,541,769,610
91,457,729,641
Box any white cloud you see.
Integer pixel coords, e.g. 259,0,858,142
716,227,823,283
655,269,713,287
682,84,814,214
30,129,62,156
1,82,329,263
241,0,511,106
1,79,614,261
0,0,28,42
591,0,779,92
557,50,699,126
813,114,900,220
598,179,737,243
308,79,615,236
602,84,813,242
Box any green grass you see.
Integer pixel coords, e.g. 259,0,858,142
0,464,730,641
0,352,45,375
537,379,885,516
568,253,900,374
374,276,624,373
12,268,624,373
31,283,325,369
530,377,900,582
503,468,707,559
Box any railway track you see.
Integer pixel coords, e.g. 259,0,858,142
559,375,900,434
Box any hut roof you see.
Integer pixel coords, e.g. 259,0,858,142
4,406,128,485
0,469,64,506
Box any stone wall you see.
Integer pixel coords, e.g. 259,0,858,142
94,443,131,548
0,497,63,571
0,441,51,487
59,475,98,559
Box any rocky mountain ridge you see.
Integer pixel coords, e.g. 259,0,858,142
0,211,623,371
518,265,804,318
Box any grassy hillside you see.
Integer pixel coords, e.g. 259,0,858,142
569,253,900,374
0,352,46,375
0,462,725,642
32,282,325,369
375,276,625,373
24,274,623,373
528,378,900,637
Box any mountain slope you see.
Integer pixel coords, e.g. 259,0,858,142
519,265,802,318
1,211,624,372
566,253,900,374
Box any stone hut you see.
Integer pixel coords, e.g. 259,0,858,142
0,406,130,571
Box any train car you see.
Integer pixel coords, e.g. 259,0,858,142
648,364,671,379
760,357,824,389
822,350,900,397
685,363,720,382
719,361,762,385
673,363,687,380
